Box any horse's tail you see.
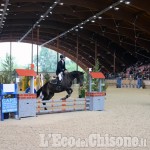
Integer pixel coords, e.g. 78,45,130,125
37,87,42,98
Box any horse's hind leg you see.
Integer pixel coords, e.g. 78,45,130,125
61,88,73,100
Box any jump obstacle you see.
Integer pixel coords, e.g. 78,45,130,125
36,98,90,114
116,77,143,88
36,71,106,115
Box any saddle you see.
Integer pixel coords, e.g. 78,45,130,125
50,76,62,86
50,78,57,84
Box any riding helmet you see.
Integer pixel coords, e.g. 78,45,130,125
60,55,65,59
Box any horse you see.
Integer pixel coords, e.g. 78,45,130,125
36,71,84,109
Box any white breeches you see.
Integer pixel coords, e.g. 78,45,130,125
58,72,63,81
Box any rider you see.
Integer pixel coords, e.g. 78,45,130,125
56,55,67,86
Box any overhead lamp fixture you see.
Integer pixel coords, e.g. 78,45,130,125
59,3,64,5
125,1,130,4
114,7,119,10
109,6,113,9
91,20,95,23
98,16,102,19
1,4,4,6
50,12,52,14
7,8,9,10
93,15,96,18
50,6,52,8
0,9,4,11
41,15,44,18
80,26,83,29
120,0,123,2
54,1,58,4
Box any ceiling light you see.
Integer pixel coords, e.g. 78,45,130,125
41,15,44,18
91,20,95,23
75,29,78,32
59,3,64,5
50,6,52,8
1,4,4,6
125,1,130,4
46,15,48,17
54,1,58,4
50,12,52,14
109,6,113,9
120,0,123,2
0,9,3,11
114,7,119,10
98,16,102,19
80,26,83,29
93,16,96,18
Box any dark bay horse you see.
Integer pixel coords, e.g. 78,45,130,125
37,71,84,109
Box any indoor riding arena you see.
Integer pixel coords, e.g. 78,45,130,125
0,0,150,150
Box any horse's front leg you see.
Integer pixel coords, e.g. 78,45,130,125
61,88,73,100
43,93,54,110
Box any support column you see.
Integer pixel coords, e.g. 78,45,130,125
76,34,78,71
113,51,116,75
31,28,33,64
57,37,59,63
37,27,39,74
10,42,12,82
95,41,97,65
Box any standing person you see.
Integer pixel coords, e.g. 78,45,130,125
56,55,67,85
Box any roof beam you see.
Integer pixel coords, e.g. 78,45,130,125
41,0,125,46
